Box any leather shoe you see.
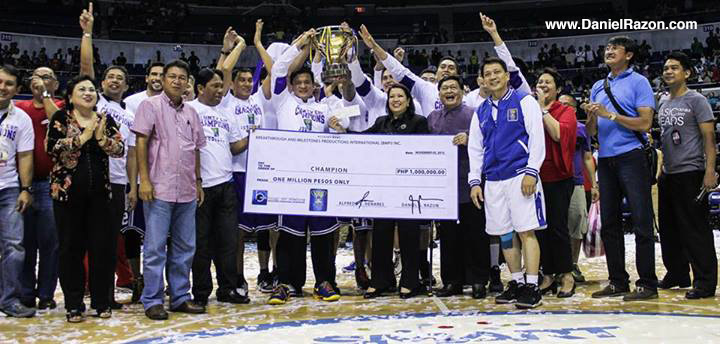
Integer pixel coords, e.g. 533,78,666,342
472,284,487,299
38,299,57,310
145,305,168,320
435,284,463,297
363,287,387,299
399,287,423,299
685,288,715,299
170,300,206,314
658,276,691,289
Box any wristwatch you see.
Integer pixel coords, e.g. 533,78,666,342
42,90,51,99
21,185,33,193
542,110,550,116
609,113,618,121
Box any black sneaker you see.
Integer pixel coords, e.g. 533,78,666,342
257,270,274,293
217,287,251,304
495,280,520,304
515,284,543,309
591,283,630,298
489,266,504,293
623,286,658,301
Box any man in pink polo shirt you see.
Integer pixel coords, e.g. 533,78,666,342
132,60,207,320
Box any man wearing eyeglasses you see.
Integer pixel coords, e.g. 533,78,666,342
15,67,63,311
427,75,490,299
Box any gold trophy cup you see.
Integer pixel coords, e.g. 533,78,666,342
310,25,358,83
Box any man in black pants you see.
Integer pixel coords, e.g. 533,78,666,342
428,76,490,299
657,52,717,299
188,68,251,305
585,36,658,301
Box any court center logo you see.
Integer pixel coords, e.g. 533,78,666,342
252,190,268,205
309,188,328,211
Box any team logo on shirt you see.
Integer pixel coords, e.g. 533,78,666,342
309,188,328,211
212,127,219,137
304,118,313,132
248,113,256,126
252,190,268,205
507,108,518,122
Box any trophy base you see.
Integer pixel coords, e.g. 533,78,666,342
321,63,350,84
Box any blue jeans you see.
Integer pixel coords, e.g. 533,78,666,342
598,149,658,289
141,199,196,310
21,180,59,302
0,187,25,308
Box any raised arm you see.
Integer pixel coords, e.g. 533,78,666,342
271,29,314,98
372,50,385,90
216,27,234,70
287,30,315,75
349,57,384,108
360,26,428,92
221,30,247,96
79,2,95,79
480,13,531,94
253,19,274,99
30,76,60,119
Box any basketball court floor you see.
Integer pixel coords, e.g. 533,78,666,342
2,231,719,343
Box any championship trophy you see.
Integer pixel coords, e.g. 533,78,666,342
310,25,358,84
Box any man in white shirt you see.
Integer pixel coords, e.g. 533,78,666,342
0,65,36,318
220,67,279,292
267,30,341,305
124,63,165,115
188,68,251,305
121,63,164,300
217,23,284,293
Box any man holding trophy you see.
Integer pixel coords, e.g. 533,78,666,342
266,26,358,305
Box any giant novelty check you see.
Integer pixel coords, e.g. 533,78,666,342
244,129,458,220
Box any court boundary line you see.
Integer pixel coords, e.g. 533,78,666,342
121,309,720,344
431,295,451,314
